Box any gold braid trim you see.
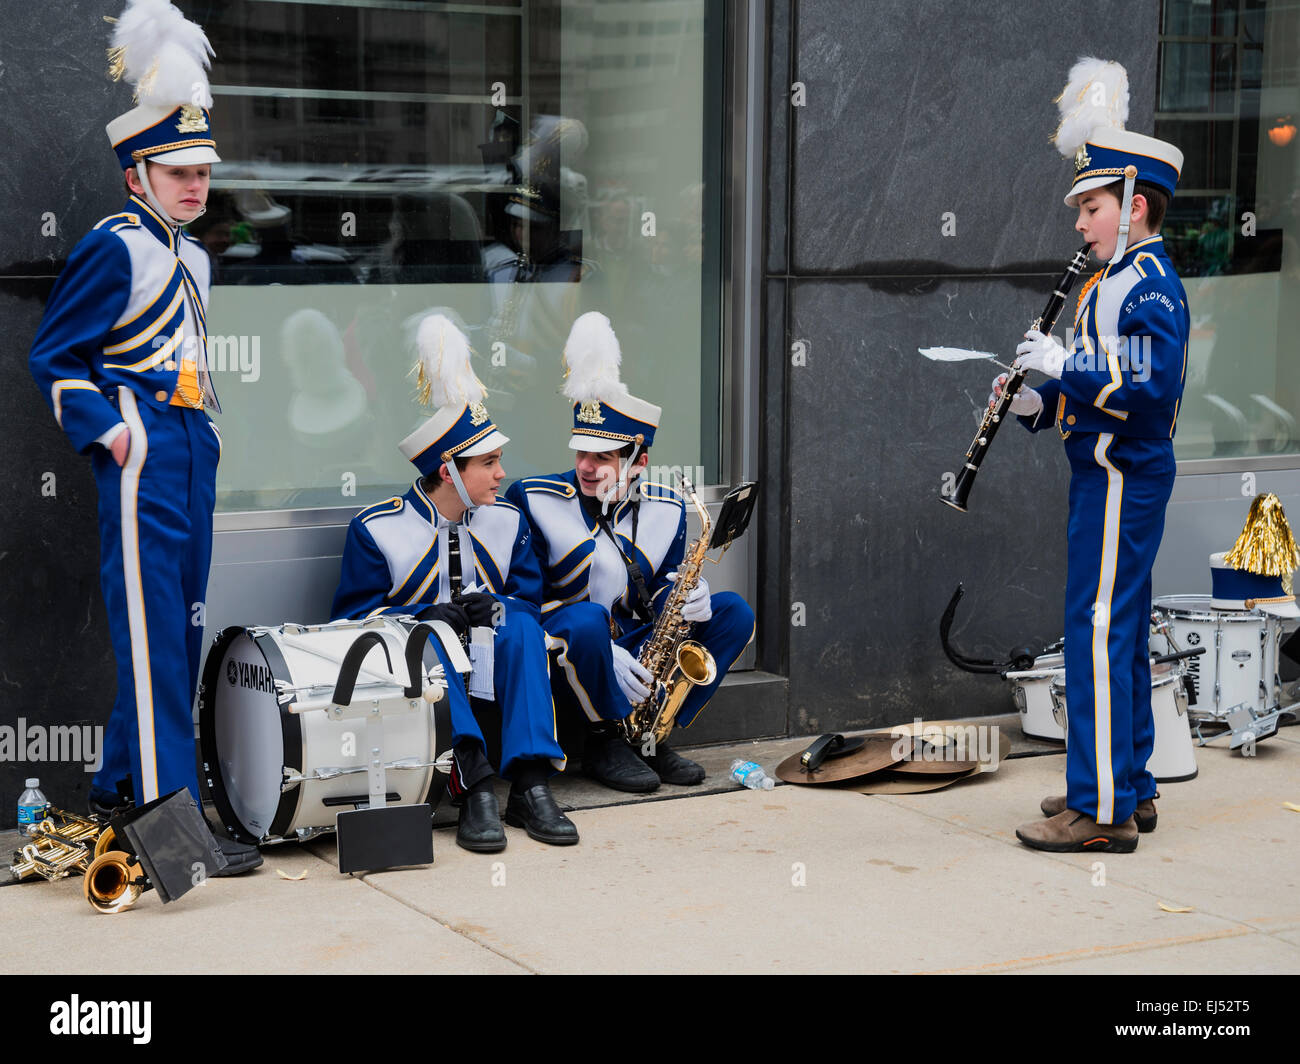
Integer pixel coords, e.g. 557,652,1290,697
570,427,643,444
132,139,216,161
441,425,496,460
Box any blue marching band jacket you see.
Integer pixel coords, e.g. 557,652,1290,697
1023,236,1190,439
331,479,544,622
504,470,687,632
30,195,218,446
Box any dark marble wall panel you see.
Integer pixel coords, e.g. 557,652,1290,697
0,283,115,827
0,1,136,275
790,0,1160,274
783,275,1073,733
0,1,134,824
765,0,791,276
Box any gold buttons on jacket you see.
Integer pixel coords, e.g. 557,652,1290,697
1066,414,1077,426
155,390,169,402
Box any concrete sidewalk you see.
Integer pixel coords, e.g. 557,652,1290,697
3,721,1297,974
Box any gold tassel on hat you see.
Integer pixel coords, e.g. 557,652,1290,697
1224,493,1300,594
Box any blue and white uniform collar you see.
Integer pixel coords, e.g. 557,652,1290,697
407,479,482,598
124,194,181,251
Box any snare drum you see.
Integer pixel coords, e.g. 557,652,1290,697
198,616,459,844
1150,594,1281,720
1005,652,1066,742
1049,668,1197,783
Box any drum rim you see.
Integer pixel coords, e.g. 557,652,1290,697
197,627,302,845
1006,667,1067,682
1153,594,1272,624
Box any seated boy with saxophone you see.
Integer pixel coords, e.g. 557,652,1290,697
506,313,755,793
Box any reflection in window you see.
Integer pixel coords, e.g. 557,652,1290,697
1156,0,1298,459
197,1,723,512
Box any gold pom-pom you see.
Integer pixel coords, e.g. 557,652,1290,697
1224,494,1300,592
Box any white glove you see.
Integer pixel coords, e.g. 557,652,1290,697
668,571,712,622
1013,329,1066,379
611,643,652,705
989,374,1043,417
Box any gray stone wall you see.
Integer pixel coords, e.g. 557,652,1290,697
763,0,1160,732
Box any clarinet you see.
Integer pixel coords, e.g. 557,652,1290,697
940,243,1092,513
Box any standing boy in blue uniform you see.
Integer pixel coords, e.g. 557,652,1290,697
507,313,755,792
993,59,1187,851
28,2,259,872
332,314,574,850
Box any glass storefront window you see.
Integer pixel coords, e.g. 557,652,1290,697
198,0,724,513
1157,0,1299,461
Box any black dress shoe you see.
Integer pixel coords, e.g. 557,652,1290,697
642,741,706,786
457,791,506,853
211,834,263,877
583,726,660,793
504,784,579,846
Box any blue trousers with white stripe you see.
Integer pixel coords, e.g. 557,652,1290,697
545,593,755,730
544,602,629,724
1062,432,1176,825
475,599,566,780
91,388,220,807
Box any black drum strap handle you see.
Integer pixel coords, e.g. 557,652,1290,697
402,623,456,757
332,632,395,707
403,623,441,698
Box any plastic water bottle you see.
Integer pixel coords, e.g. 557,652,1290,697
18,778,48,828
730,759,774,791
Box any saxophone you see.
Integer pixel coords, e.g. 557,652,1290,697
622,478,718,746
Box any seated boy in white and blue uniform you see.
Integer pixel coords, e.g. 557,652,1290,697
331,315,574,851
506,313,755,792
27,2,260,873
990,60,1188,853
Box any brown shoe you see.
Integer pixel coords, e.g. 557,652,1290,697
1017,809,1139,852
1041,794,1157,832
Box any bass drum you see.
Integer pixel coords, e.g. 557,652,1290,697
198,616,456,844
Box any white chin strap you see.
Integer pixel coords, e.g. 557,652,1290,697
443,457,477,513
135,162,178,227
600,440,643,516
1110,167,1138,265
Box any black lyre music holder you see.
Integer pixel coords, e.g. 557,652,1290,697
709,481,758,551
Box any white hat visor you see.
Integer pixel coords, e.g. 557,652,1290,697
459,429,509,457
148,145,221,165
569,433,626,452
1064,173,1123,207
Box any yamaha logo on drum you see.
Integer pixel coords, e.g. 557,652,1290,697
228,659,276,693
